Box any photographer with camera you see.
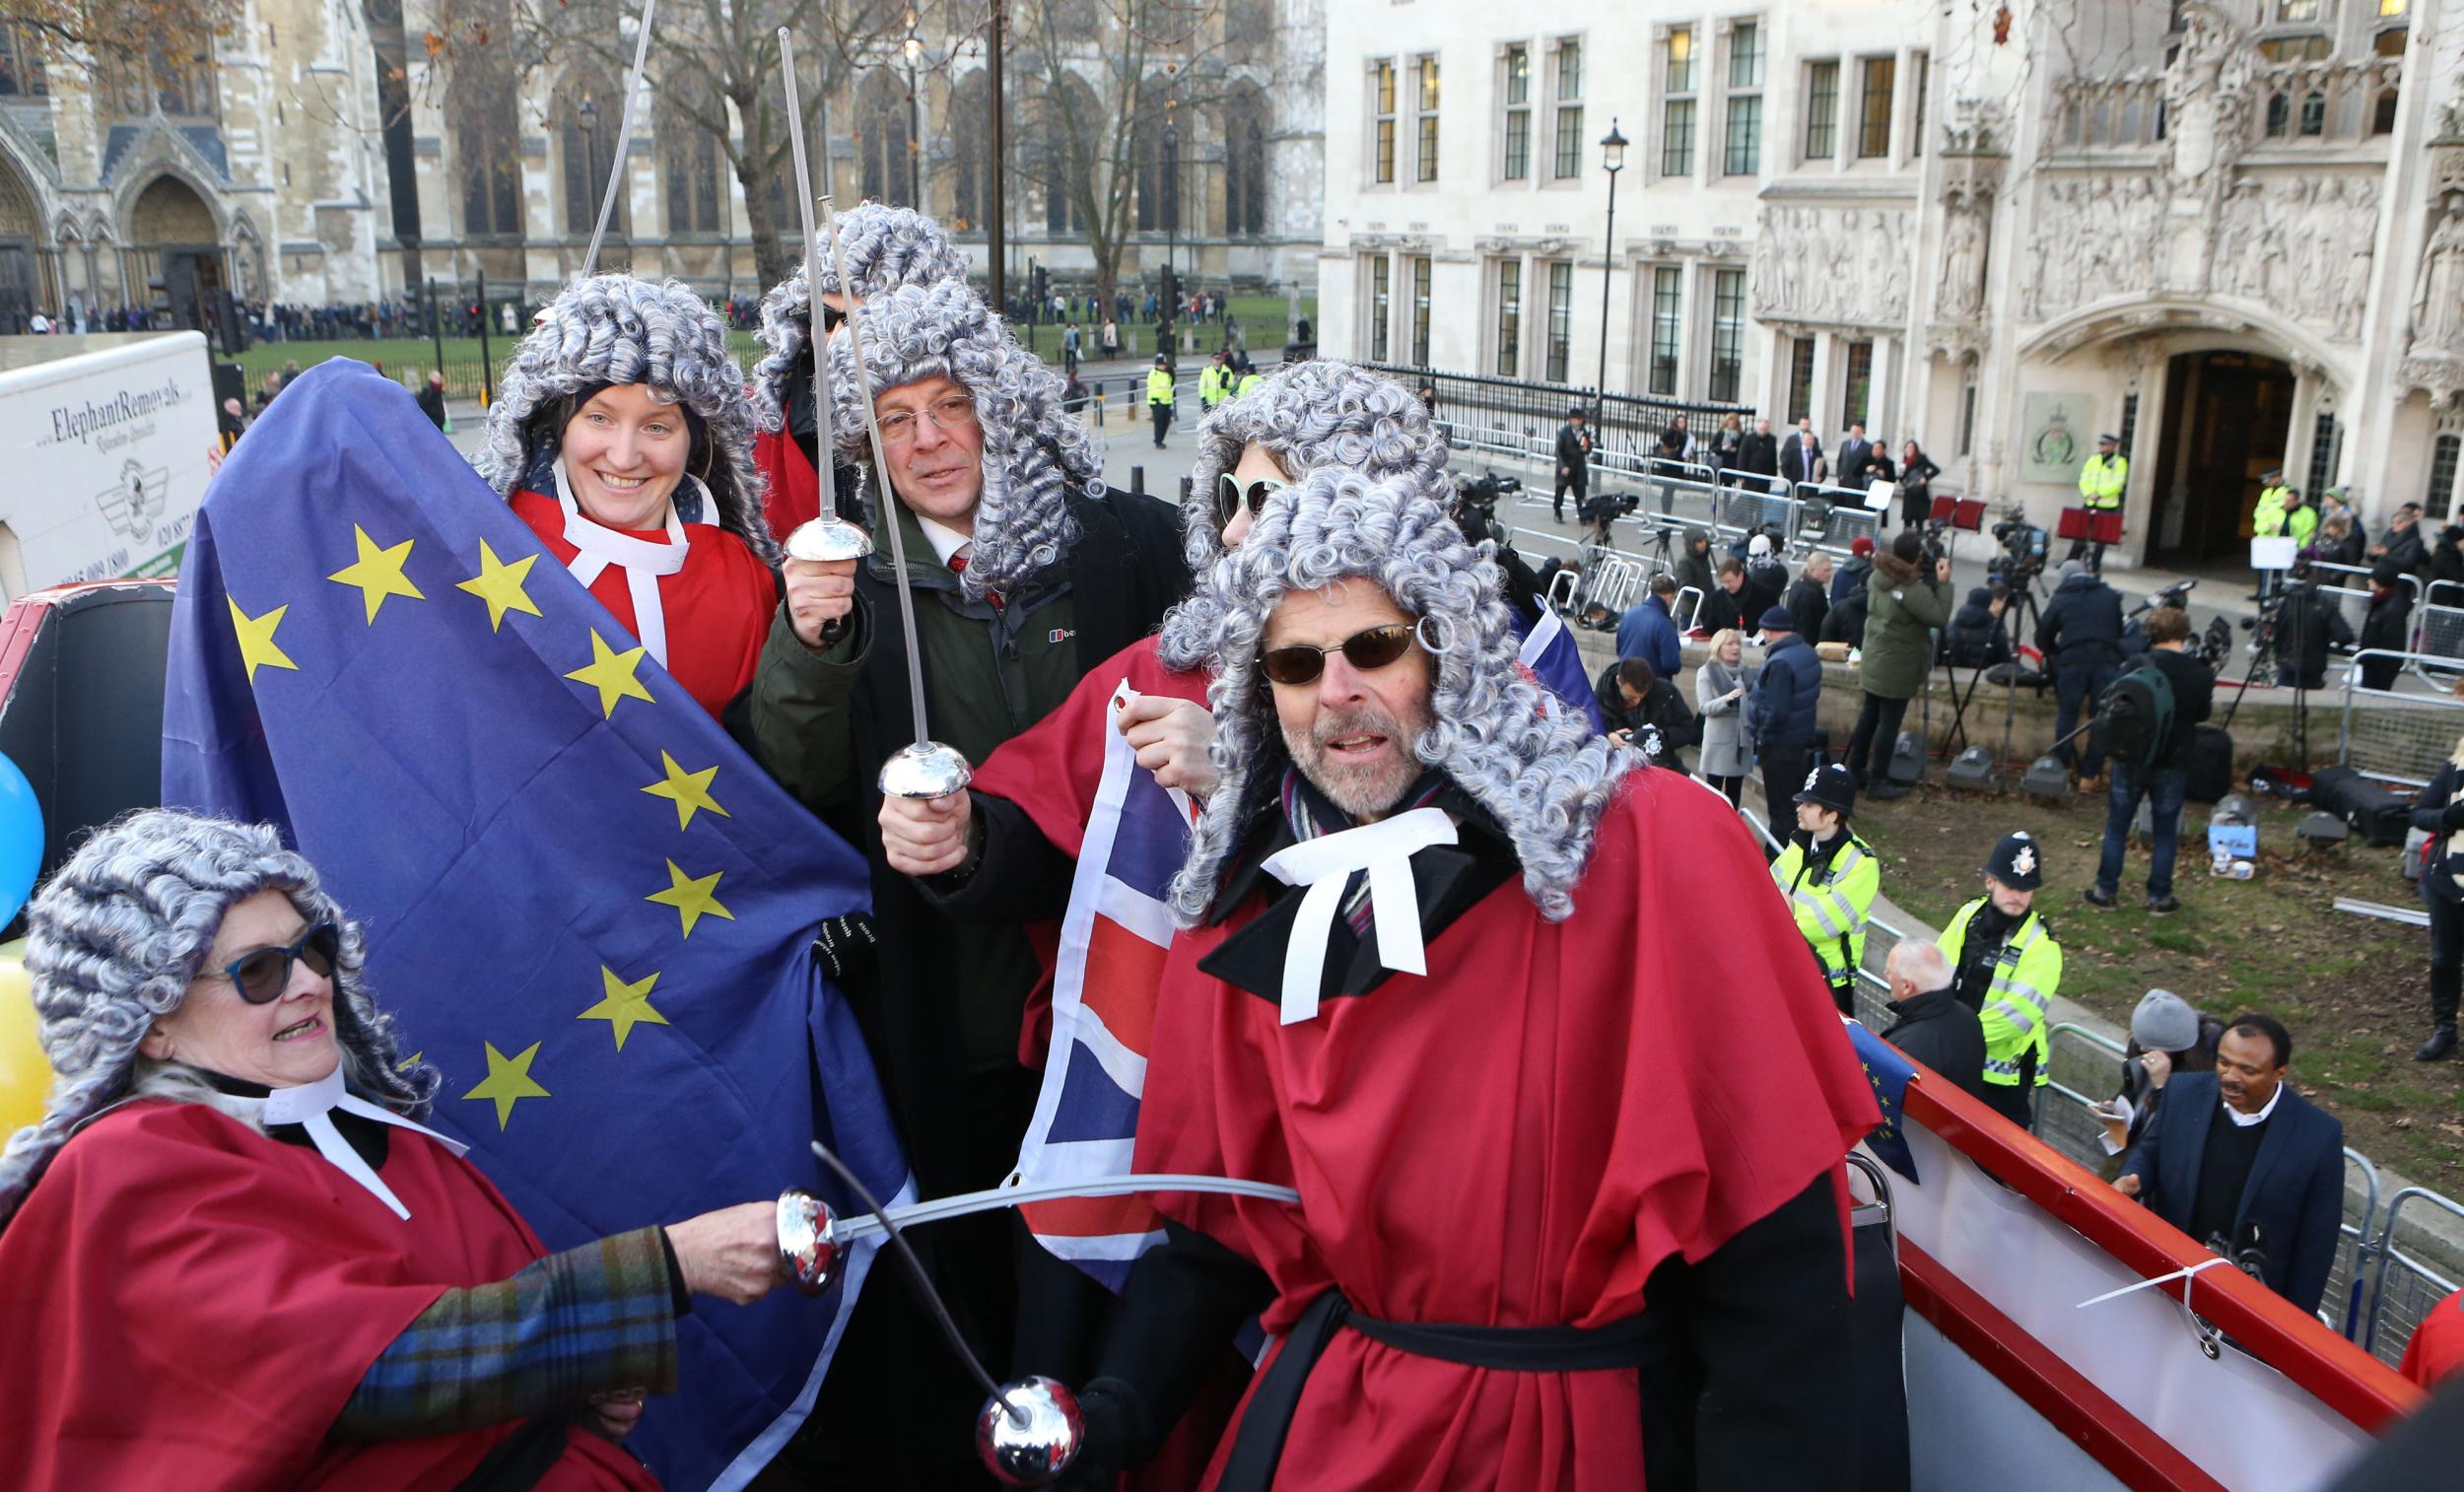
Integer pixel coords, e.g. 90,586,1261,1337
2037,559,2126,787
2270,563,2357,691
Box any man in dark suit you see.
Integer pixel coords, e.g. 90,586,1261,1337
1738,416,1780,492
1554,407,1593,522
2116,1013,2345,1316
1779,415,1825,489
1837,420,1876,491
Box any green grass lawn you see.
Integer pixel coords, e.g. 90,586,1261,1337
234,295,1320,399
1856,779,2462,1182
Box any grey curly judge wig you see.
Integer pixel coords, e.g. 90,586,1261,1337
1168,469,1640,929
752,200,972,414
1156,361,1452,671
0,811,435,1230
477,273,777,565
824,278,1093,604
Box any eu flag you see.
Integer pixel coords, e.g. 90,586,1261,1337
161,360,907,1490
1844,1017,1921,1184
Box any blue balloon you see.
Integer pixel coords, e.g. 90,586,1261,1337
0,753,41,926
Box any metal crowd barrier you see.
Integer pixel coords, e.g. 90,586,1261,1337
2417,579,2464,679
2361,1187,2464,1369
2337,648,2464,788
2331,1148,2385,1341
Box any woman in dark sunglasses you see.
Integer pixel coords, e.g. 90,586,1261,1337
0,810,800,1491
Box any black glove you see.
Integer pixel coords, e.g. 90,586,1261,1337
2442,798,2464,832
1051,1378,1153,1492
811,911,878,988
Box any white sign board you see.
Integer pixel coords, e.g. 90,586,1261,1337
2251,536,2299,573
1865,480,1897,512
0,332,215,600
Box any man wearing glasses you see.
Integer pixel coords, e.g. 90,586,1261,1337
750,202,971,540
744,275,1188,1486
1039,466,1878,1488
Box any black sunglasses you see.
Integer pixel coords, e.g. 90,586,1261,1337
1215,472,1287,530
821,304,847,334
1259,623,1419,687
209,921,340,1005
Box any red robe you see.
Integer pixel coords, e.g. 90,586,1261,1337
752,429,819,544
511,490,775,717
1134,770,1882,1490
0,1100,659,1491
966,633,1212,1061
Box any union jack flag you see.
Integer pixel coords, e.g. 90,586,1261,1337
1009,681,1198,1287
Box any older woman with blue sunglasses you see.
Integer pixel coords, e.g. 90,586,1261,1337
0,810,791,1491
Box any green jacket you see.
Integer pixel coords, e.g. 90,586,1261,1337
1939,898,2062,1091
1857,551,1952,701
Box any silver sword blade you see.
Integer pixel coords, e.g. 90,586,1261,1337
813,1162,1304,1245
825,199,941,756
580,0,658,280
776,30,845,528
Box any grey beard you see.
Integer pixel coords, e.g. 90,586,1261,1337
1285,706,1428,822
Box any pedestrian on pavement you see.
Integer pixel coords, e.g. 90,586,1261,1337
1771,763,1879,1012
1780,416,1825,489
1748,605,1822,843
1739,417,1780,492
1836,421,1875,491
2037,558,2126,785
1897,439,1941,531
1695,627,1755,807
2085,606,2214,915
1553,407,1592,523
2361,562,2416,692
1844,530,1951,798
1880,940,1989,1102
1146,354,1175,448
1941,832,2064,1129
1102,318,1120,360
415,370,447,431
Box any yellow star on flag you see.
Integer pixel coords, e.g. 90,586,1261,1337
326,524,427,624
578,965,671,1051
455,539,543,632
647,859,734,938
461,1040,551,1130
566,629,654,717
641,752,730,832
227,597,300,685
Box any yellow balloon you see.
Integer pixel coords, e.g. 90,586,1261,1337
0,956,50,1135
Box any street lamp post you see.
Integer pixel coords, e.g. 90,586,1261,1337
902,33,924,210
1162,113,1179,367
1595,118,1627,432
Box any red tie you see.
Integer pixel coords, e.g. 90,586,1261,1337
949,551,1001,609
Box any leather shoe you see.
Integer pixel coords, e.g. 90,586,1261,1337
2148,895,2180,915
2083,886,2116,909
2418,1025,2458,1062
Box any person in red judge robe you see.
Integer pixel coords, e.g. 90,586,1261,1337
0,811,795,1492
1049,469,1880,1491
476,274,781,718
888,361,1455,1013
751,202,972,542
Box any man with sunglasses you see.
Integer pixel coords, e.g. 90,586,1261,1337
746,275,1188,1488
751,202,970,541
1043,467,1878,1490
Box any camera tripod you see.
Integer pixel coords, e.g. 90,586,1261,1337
2220,584,2310,770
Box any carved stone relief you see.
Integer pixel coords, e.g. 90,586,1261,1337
1748,205,1913,329
2213,175,2380,341
2016,176,2161,322
2412,209,2464,357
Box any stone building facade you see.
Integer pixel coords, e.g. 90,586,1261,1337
0,0,396,325
1318,0,2464,565
395,0,1325,305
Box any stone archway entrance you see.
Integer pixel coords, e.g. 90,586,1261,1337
0,152,41,331
126,174,224,327
2149,349,2296,563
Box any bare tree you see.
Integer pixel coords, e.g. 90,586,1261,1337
1012,0,1239,308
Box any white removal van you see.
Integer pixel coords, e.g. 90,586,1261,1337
0,330,217,601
